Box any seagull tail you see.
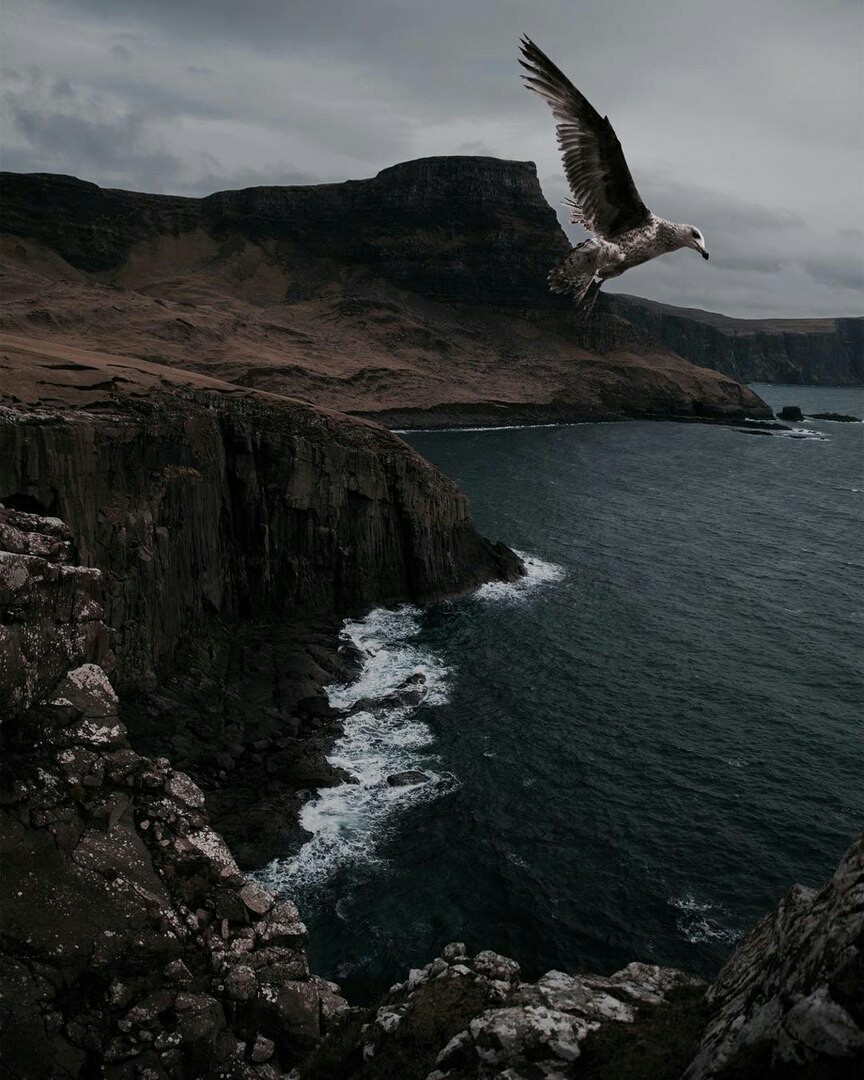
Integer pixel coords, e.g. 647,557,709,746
548,240,602,306
548,263,597,307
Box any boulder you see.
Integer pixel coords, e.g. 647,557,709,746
386,770,430,787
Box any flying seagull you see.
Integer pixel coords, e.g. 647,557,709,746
519,36,709,312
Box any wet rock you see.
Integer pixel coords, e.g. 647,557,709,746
348,687,425,715
778,405,804,421
295,695,340,720
399,672,427,688
386,770,430,787
240,881,275,915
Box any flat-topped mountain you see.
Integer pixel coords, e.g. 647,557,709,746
1,157,566,306
1,159,770,425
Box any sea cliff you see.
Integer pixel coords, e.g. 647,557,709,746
605,294,864,387
1,156,861,1079
0,364,524,1077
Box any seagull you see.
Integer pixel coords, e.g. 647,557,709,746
519,36,709,312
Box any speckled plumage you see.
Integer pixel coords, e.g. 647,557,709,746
520,37,709,309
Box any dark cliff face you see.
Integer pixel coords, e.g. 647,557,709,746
605,294,864,386
0,508,351,1079
205,157,571,306
0,171,201,273
1,158,569,306
1,390,520,690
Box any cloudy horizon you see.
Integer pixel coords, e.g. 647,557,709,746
1,0,862,317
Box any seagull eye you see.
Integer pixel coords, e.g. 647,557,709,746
691,229,699,238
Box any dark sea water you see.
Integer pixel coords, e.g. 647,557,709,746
258,384,863,1002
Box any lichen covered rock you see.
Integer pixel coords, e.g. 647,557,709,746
0,510,347,1077
684,833,864,1078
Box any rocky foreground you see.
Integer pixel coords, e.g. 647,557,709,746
2,499,862,1080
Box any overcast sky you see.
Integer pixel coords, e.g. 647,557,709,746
2,0,862,317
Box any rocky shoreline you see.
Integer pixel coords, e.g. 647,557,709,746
3,398,863,1076
1,154,861,1078
4,503,862,1080
360,401,780,432
0,373,526,1076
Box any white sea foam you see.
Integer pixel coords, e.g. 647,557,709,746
779,427,830,442
473,550,566,603
256,606,455,899
391,422,593,434
670,893,741,946
258,553,564,899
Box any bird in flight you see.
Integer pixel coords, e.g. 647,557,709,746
519,36,709,313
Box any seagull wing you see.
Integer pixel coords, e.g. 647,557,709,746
519,36,651,239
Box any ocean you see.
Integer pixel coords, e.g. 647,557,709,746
257,384,863,1002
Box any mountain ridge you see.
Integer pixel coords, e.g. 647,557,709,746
0,159,775,425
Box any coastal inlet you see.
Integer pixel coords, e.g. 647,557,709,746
256,384,862,1004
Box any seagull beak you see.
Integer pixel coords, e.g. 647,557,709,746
701,250,709,260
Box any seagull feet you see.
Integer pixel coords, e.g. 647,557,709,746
576,278,603,320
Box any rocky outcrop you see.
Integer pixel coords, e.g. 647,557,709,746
297,840,864,1079
0,508,348,1078
0,389,520,691
0,158,568,306
605,295,864,387
684,833,864,1078
300,943,708,1079
0,508,109,717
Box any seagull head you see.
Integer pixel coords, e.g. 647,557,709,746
684,226,709,260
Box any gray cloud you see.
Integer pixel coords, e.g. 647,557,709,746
1,0,861,316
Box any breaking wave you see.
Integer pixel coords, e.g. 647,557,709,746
670,893,742,946
256,606,454,900
257,553,565,902
474,550,566,603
